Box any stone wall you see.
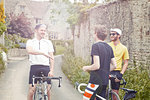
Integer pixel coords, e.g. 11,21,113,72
8,49,28,57
74,0,150,65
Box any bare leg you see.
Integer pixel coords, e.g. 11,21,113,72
112,89,119,100
27,84,36,100
47,84,51,100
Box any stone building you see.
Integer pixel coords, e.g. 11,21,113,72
74,0,150,66
5,0,71,40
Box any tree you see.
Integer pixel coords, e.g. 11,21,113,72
0,0,6,23
7,13,33,38
0,0,6,36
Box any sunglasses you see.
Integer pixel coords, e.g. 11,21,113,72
110,33,118,36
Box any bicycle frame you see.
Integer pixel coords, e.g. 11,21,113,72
109,75,137,100
77,75,137,100
77,83,106,100
77,75,122,100
32,75,62,100
32,76,62,87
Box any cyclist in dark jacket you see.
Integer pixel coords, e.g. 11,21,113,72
82,25,116,100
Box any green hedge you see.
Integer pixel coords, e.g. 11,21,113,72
119,65,150,100
0,43,8,53
0,44,7,75
62,44,90,84
0,53,5,75
62,53,90,84
62,47,150,99
52,40,73,55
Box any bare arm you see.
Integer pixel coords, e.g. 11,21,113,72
48,52,54,76
26,46,44,55
26,46,53,59
110,58,117,71
115,59,128,82
120,59,128,74
83,55,100,71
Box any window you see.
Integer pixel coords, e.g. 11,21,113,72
20,5,25,12
36,18,41,24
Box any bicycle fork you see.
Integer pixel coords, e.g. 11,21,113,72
43,82,48,99
107,79,112,100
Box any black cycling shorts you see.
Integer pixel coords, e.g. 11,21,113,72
29,65,51,84
110,71,121,90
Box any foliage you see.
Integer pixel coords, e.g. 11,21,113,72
0,53,5,75
65,1,96,40
54,45,66,55
0,22,6,36
0,0,6,23
66,4,80,27
62,44,90,85
7,13,33,38
119,65,150,100
0,44,6,75
52,40,73,55
5,34,28,49
0,0,7,36
0,43,8,53
62,44,150,99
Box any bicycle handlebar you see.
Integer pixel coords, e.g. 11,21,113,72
32,76,62,87
109,75,126,87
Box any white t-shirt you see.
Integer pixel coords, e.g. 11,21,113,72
26,38,54,66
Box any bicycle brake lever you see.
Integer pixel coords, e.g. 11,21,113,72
75,82,79,89
58,77,62,87
58,79,61,87
32,75,35,87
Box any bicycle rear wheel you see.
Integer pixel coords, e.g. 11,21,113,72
107,91,120,100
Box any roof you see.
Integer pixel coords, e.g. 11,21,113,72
28,1,50,19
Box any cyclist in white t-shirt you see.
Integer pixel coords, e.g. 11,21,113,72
26,24,54,100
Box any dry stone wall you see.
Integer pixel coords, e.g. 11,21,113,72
74,0,150,65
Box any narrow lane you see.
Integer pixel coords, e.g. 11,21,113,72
0,55,82,100
51,55,82,100
0,57,29,100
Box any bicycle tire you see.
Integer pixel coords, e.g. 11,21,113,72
108,91,120,100
33,88,38,100
44,95,48,100
33,86,43,100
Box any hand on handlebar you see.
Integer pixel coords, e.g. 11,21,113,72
115,73,123,82
117,73,123,80
48,71,54,77
115,78,121,82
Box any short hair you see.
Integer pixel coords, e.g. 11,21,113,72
35,24,47,30
95,25,107,41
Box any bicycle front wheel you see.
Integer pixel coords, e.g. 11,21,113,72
107,91,120,100
44,95,48,100
33,88,43,100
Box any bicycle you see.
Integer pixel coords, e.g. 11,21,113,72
32,72,62,100
108,75,137,100
76,75,137,100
